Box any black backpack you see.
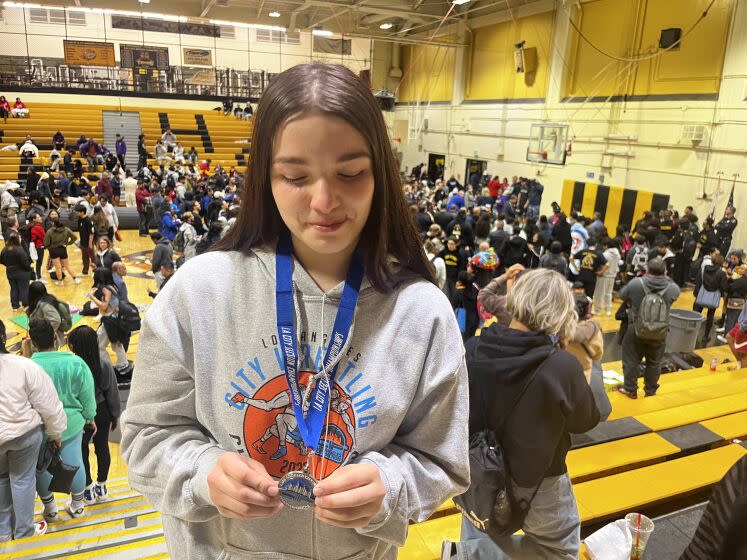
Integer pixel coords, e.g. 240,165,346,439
454,352,553,539
634,279,670,342
117,301,141,332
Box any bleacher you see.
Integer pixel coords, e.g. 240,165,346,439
0,102,251,184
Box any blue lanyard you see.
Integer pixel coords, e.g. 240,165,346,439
275,230,364,453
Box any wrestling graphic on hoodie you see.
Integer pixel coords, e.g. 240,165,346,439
223,330,378,479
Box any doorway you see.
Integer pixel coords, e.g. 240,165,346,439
465,159,487,189
427,153,445,182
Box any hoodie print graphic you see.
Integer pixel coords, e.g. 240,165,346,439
223,332,375,480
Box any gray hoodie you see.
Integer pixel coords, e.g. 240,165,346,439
619,273,681,320
120,246,470,559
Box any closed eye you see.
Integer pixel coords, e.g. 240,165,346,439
283,176,306,185
339,170,364,179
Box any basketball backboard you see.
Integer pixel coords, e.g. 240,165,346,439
526,123,569,165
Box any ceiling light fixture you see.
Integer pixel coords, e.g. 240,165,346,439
379,22,393,30
312,29,333,36
452,0,471,4
138,0,151,4
269,11,280,17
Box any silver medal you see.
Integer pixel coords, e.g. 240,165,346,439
278,471,317,510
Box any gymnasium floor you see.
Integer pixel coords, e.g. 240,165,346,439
0,231,744,559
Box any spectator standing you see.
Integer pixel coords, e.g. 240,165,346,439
177,212,199,261
93,236,121,270
88,268,128,374
715,206,738,258
150,232,173,289
111,262,129,304
0,96,9,123
160,209,180,241
80,138,103,171
0,349,66,540
593,237,621,316
0,233,33,311
29,319,96,522
30,213,46,281
114,135,127,168
539,241,568,277
137,134,147,170
453,268,599,559
424,239,446,291
43,210,80,286
618,258,681,399
135,181,151,236
693,253,728,342
26,282,67,349
75,205,95,276
122,170,137,207
575,237,608,299
97,195,119,241
67,326,120,505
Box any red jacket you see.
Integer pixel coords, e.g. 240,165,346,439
487,178,502,198
135,187,150,213
0,100,9,112
30,224,46,249
96,179,113,199
14,101,25,109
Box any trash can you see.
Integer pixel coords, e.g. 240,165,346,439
109,384,130,444
666,309,706,353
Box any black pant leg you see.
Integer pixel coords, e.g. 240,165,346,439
92,404,112,483
643,341,665,395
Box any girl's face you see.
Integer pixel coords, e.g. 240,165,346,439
270,113,374,259
98,237,109,251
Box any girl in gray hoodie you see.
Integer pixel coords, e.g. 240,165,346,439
121,63,470,560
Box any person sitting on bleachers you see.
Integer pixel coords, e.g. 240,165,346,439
154,139,170,167
11,97,28,118
173,142,185,164
0,96,9,123
52,131,65,151
49,147,61,172
80,138,104,171
160,127,176,151
104,151,118,173
243,102,253,120
18,138,38,159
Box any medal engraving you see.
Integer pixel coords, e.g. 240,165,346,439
278,471,317,510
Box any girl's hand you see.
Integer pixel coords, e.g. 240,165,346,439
207,453,282,520
313,464,386,529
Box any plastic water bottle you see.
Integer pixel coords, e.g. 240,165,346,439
710,357,718,372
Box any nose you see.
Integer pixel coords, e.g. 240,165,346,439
309,177,340,215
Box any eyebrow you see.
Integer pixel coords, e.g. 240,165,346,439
273,151,371,165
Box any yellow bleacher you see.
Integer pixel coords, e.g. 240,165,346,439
0,102,251,182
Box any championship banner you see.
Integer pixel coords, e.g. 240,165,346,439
120,44,170,70
560,179,670,235
183,48,212,66
63,40,116,67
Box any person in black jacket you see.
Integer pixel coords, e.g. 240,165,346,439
439,236,467,299
0,233,33,310
450,270,479,341
137,134,147,171
501,230,529,268
715,206,738,257
697,218,719,261
694,253,729,341
721,265,747,341
552,212,573,254
454,268,599,559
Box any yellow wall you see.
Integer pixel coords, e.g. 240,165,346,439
465,11,554,101
566,0,733,98
398,42,455,103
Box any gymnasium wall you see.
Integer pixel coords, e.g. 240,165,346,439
387,0,747,248
398,41,456,103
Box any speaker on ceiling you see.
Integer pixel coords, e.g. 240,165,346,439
659,28,682,50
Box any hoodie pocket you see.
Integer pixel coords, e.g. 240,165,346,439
218,545,370,560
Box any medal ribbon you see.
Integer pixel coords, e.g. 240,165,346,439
275,229,363,453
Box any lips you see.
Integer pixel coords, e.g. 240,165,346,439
310,219,346,233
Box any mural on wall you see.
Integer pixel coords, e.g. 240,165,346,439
183,48,213,67
111,15,221,37
120,44,170,70
63,40,116,67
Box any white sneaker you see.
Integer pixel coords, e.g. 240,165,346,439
43,501,59,523
83,483,97,505
73,277,81,285
34,520,48,537
54,280,63,287
66,501,85,519
717,335,728,344
607,311,612,316
716,327,726,334
94,482,108,502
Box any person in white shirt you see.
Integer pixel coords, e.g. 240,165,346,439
178,212,199,261
160,128,177,150
154,140,170,167
49,148,61,172
18,140,38,159
122,170,138,207
172,142,185,164
97,195,119,241
0,331,67,541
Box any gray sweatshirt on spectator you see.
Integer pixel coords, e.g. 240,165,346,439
120,246,470,559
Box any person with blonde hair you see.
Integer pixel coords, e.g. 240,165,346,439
450,268,600,559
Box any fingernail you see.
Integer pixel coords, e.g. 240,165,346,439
313,486,324,497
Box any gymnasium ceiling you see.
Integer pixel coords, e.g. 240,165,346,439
27,0,551,42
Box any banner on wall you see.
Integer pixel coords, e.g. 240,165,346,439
63,40,116,67
560,179,670,234
120,44,170,70
183,48,212,66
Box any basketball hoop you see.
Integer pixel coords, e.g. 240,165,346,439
528,150,548,161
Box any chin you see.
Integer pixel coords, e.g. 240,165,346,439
298,224,362,255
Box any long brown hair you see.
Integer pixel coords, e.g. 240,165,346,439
214,63,434,292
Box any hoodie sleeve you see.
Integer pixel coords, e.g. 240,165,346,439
353,312,470,546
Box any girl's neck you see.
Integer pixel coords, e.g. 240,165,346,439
290,234,357,293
